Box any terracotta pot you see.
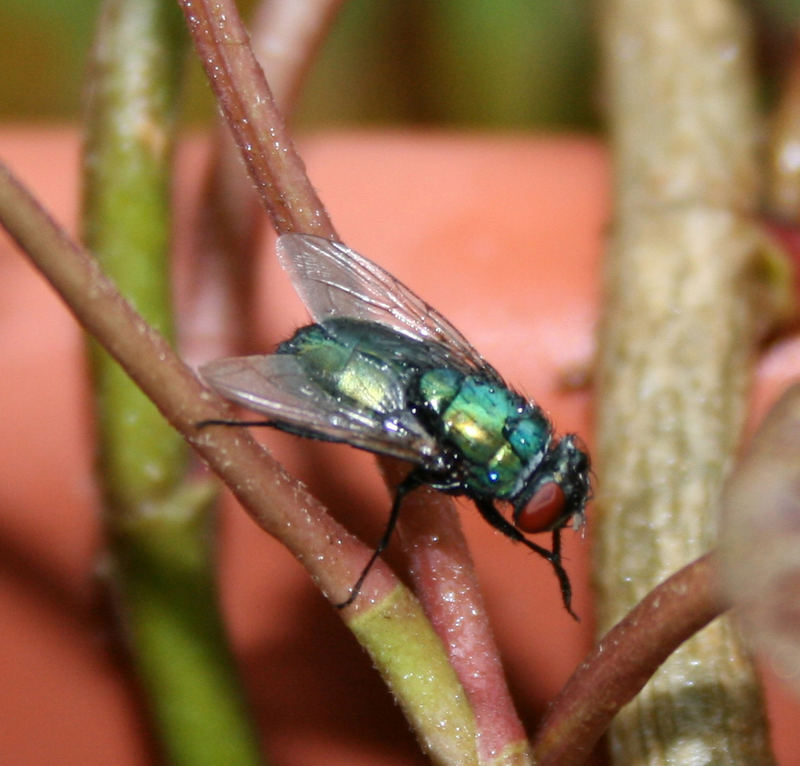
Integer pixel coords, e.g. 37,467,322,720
0,128,798,764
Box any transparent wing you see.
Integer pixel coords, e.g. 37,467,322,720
200,354,440,464
277,233,502,381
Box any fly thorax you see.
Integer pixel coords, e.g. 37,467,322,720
503,409,552,494
419,371,550,497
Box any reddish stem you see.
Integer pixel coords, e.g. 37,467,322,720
384,461,530,762
531,552,725,766
179,4,537,757
182,0,345,361
178,0,335,237
0,159,397,610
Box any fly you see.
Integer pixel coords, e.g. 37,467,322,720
199,234,591,617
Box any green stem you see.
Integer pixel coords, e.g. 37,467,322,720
349,587,479,765
84,0,185,504
83,1,264,763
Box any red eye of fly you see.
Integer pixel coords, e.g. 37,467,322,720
516,482,566,533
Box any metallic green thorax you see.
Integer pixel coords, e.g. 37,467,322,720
420,371,550,496
279,318,552,497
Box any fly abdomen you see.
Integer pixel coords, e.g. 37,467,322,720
278,322,411,414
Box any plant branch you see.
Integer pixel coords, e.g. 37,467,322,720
384,462,533,765
532,553,725,766
182,0,345,361
177,2,531,759
178,0,334,237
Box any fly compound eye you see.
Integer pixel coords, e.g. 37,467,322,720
515,481,566,533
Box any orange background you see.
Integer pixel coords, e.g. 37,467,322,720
0,128,797,764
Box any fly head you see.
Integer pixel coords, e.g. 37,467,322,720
512,434,591,534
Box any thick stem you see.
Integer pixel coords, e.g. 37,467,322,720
595,1,775,763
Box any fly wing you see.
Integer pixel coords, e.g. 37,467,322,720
277,233,502,381
200,354,440,464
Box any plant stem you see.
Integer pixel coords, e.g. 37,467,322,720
84,0,186,510
82,1,265,763
182,0,345,362
178,3,531,759
595,1,775,763
382,462,533,765
178,0,334,237
350,586,479,766
532,554,725,766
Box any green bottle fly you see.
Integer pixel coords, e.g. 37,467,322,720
201,235,590,616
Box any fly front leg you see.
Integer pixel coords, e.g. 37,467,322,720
474,497,577,620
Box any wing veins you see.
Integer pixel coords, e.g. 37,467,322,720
279,234,502,382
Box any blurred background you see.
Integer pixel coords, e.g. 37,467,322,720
1,0,597,129
4,2,800,765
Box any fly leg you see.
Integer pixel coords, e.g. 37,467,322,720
336,470,424,609
474,498,577,620
548,528,575,620
196,418,275,428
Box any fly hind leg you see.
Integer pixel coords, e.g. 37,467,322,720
474,498,577,620
335,469,425,609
